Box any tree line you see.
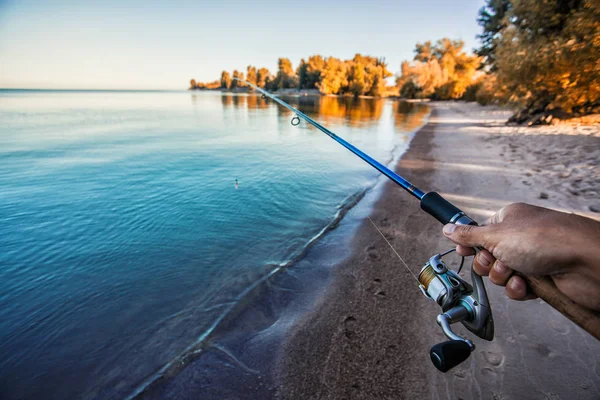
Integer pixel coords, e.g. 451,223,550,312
208,55,393,97
191,0,599,119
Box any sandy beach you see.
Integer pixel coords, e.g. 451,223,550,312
278,101,600,399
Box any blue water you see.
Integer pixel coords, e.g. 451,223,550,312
0,90,428,399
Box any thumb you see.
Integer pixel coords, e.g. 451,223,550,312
443,223,494,248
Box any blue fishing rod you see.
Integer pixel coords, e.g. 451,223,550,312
235,79,474,227
234,78,493,372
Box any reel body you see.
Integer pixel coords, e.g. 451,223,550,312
418,252,494,372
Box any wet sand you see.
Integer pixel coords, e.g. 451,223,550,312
278,102,600,399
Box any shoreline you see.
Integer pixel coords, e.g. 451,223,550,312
131,100,429,399
278,102,600,399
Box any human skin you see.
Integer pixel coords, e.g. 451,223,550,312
441,203,600,311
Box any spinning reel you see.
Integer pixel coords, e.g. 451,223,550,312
418,250,494,372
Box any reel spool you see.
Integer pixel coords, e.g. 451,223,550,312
418,251,494,372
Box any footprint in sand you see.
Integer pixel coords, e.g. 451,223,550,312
481,366,497,378
344,316,357,339
533,343,556,358
549,319,571,335
453,369,467,379
367,246,379,260
482,350,504,367
504,333,517,344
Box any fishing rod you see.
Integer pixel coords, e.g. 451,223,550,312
233,78,600,371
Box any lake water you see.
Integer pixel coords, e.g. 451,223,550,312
0,90,428,399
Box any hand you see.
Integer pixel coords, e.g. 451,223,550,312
442,203,600,311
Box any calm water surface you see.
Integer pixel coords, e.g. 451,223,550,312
0,90,428,399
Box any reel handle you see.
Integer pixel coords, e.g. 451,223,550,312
430,340,472,372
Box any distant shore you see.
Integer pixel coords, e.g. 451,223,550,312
189,86,421,101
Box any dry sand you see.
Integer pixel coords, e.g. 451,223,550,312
277,101,600,399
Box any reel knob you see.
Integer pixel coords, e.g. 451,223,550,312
430,340,472,372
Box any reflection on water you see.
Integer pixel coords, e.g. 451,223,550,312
220,93,428,130
394,100,430,132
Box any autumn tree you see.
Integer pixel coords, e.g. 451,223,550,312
347,59,366,96
220,71,231,89
271,58,298,90
396,39,480,100
297,59,309,89
297,55,327,89
189,79,197,90
256,67,271,88
492,0,600,117
317,57,348,95
246,65,257,86
230,70,244,89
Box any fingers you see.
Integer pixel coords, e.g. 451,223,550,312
456,245,475,257
505,275,537,301
472,249,495,276
485,263,538,301
488,260,513,285
443,223,495,249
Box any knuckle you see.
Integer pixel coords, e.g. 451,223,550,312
455,225,474,241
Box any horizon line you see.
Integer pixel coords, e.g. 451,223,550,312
0,88,189,92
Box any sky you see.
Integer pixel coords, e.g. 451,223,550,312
0,0,485,90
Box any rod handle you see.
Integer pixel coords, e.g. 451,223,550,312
520,274,600,340
420,191,464,224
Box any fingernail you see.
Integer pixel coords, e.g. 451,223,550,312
443,224,455,235
477,253,492,267
494,261,509,274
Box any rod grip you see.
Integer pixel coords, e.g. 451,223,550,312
420,191,464,224
520,274,600,341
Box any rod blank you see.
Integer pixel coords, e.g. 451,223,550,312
235,79,425,200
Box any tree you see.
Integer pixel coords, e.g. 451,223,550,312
246,65,257,86
476,0,511,71
189,79,197,90
256,67,271,88
414,41,434,62
493,0,600,116
400,80,421,99
347,59,366,96
297,58,308,89
396,38,481,100
297,55,327,89
220,71,231,89
230,70,244,89
317,57,347,95
271,58,298,90
305,55,326,89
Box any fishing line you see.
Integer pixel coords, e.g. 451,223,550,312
367,216,419,283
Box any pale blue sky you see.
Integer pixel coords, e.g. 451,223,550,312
0,0,485,89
